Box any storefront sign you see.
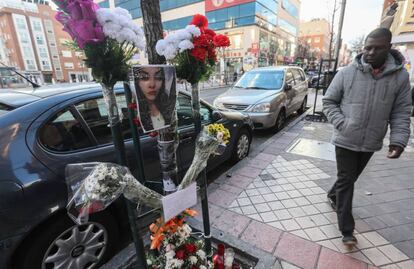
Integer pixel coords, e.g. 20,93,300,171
205,0,255,12
251,42,259,54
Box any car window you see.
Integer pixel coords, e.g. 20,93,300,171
75,94,132,145
292,69,305,83
285,70,295,85
177,94,194,127
39,109,92,151
200,103,212,123
234,71,284,90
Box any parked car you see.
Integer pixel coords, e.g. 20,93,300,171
213,66,308,131
0,83,253,269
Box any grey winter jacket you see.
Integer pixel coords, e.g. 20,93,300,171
322,50,412,152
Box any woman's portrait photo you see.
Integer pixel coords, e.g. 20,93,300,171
132,65,177,133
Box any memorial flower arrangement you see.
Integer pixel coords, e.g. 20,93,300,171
146,209,210,269
156,14,230,84
53,0,145,125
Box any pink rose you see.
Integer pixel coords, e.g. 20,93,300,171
67,0,99,20
67,19,105,48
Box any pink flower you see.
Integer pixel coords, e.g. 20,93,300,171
66,19,105,48
67,0,99,20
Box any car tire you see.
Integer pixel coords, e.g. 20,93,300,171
231,128,251,163
14,211,119,269
297,96,308,114
273,108,286,132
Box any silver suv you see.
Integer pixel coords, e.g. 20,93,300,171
214,66,308,131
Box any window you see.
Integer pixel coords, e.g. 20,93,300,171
75,51,83,57
291,69,304,83
281,0,299,18
36,35,44,45
32,20,42,31
285,70,294,85
163,16,192,31
39,47,48,58
62,50,72,57
159,0,202,12
39,109,91,151
278,19,297,35
64,62,74,69
207,2,256,30
177,94,194,126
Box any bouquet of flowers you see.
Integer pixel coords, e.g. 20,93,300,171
179,123,230,190
53,0,145,125
147,209,210,269
156,14,230,84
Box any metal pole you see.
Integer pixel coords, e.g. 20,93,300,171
191,83,212,256
109,85,147,269
333,0,347,73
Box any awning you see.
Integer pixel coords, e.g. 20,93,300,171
392,33,414,44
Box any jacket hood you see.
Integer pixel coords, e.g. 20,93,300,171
352,49,405,77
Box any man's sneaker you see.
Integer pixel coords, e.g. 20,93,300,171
327,196,336,211
342,234,357,246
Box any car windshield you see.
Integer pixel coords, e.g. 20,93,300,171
234,71,284,90
0,103,14,116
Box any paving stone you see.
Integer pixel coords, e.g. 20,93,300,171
287,190,303,198
258,186,273,195
229,207,243,215
248,213,263,222
250,195,266,204
255,203,272,213
299,188,314,196
395,260,414,269
275,233,320,269
246,188,260,196
320,224,342,239
363,217,388,230
355,218,374,233
353,233,375,249
281,184,296,191
268,201,285,210
314,202,334,213
292,182,307,189
274,209,293,220
234,166,262,178
377,244,409,262
237,197,252,206
378,224,414,244
324,212,338,224
268,221,284,230
265,180,278,186
229,200,239,208
303,181,318,188
280,261,301,269
219,184,243,195
293,197,311,206
307,195,325,203
240,205,257,215
291,229,310,240
318,239,338,251
262,193,278,202
281,219,301,231
301,204,320,215
270,185,284,192
282,199,298,209
394,240,414,259
211,210,251,238
288,207,307,218
240,220,282,253
254,181,267,188
304,227,328,241
346,251,373,265
380,264,400,269
362,248,392,266
209,189,238,207
330,238,357,253
316,247,367,269
309,214,330,226
296,216,316,229
275,192,290,200
260,211,279,222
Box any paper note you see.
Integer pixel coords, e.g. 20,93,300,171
162,183,197,222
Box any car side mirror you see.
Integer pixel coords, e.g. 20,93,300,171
285,84,293,91
212,110,222,121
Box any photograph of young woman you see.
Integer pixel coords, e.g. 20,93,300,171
132,65,176,133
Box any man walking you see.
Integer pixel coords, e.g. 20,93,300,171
323,28,412,246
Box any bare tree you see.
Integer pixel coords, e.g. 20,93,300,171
327,0,339,69
350,35,365,56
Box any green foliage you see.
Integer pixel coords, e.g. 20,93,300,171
173,51,215,85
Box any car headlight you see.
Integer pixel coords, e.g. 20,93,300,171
250,102,271,113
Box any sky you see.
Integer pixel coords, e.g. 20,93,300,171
300,0,384,45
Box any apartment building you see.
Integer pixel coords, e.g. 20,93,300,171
0,0,90,87
299,18,331,60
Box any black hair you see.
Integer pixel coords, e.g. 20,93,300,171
133,67,176,132
366,28,392,43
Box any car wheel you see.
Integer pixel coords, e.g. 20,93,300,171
297,96,308,114
273,109,286,132
14,211,119,269
231,128,251,163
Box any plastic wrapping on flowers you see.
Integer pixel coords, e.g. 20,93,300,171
146,210,211,269
66,162,162,225
178,124,230,190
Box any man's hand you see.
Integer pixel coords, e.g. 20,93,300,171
387,145,404,159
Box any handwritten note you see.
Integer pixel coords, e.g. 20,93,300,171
162,183,197,222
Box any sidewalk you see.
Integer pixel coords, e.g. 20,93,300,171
192,112,414,268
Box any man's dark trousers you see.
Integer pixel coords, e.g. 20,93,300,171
328,146,374,235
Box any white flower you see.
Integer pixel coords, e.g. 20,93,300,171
96,8,117,24
165,250,176,260
163,44,178,60
178,40,194,52
175,29,192,40
199,266,207,269
216,132,224,142
166,258,183,269
146,259,152,265
166,243,175,252
189,256,198,265
113,7,132,20
196,249,206,260
156,39,167,55
185,25,201,37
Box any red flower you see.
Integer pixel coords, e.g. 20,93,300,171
175,249,186,260
191,47,207,62
149,131,158,137
213,34,230,47
132,118,141,126
127,102,137,109
190,14,208,29
203,28,216,39
191,266,198,269
193,34,210,48
184,243,197,254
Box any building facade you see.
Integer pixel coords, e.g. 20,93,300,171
97,0,301,71
385,0,414,82
298,18,330,62
0,0,90,87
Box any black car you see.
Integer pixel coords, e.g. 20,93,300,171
0,83,253,269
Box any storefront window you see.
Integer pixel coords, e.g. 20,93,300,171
163,16,192,31
207,2,255,30
281,0,299,18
